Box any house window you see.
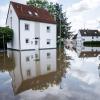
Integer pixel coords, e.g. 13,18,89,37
26,39,29,43
47,39,51,44
31,55,33,59
47,53,50,58
31,41,33,44
26,57,30,62
82,39,85,41
35,54,38,59
35,40,38,45
47,64,51,71
25,24,29,30
92,36,94,39
27,69,31,76
47,26,50,32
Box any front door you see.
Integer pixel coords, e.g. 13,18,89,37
35,38,39,50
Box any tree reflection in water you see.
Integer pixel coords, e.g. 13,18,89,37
0,51,15,71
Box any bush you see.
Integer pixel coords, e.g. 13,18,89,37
84,41,100,47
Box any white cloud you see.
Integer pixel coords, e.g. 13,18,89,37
66,0,100,32
48,0,59,3
0,4,9,26
86,20,99,29
67,0,100,13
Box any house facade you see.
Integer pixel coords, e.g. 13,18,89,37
77,29,100,46
6,2,56,50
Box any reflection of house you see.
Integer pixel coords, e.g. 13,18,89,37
6,2,56,50
77,29,100,45
9,49,57,94
77,46,100,58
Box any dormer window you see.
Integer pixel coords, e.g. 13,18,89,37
35,12,38,16
28,11,32,15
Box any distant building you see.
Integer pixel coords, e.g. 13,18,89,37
6,2,56,50
77,29,100,46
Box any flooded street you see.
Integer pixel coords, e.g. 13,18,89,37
0,46,100,100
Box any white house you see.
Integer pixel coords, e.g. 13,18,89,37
77,29,100,46
8,49,57,94
6,1,56,50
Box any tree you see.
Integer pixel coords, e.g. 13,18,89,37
27,0,49,9
0,27,13,49
53,3,72,39
27,0,72,40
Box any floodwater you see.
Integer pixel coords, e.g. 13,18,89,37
0,45,100,100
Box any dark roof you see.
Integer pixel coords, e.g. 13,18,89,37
79,29,100,36
79,51,100,58
10,2,56,24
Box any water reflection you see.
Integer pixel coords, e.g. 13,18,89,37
6,49,68,95
65,44,100,83
76,46,100,58
1,45,100,99
0,52,15,71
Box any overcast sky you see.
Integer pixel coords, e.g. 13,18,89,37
0,0,100,33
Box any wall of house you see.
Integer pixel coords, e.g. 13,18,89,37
82,36,100,42
7,4,19,50
40,23,56,49
20,20,36,50
20,20,56,50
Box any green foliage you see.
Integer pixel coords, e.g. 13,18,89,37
27,0,72,39
84,41,100,47
27,0,49,8
0,27,13,43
